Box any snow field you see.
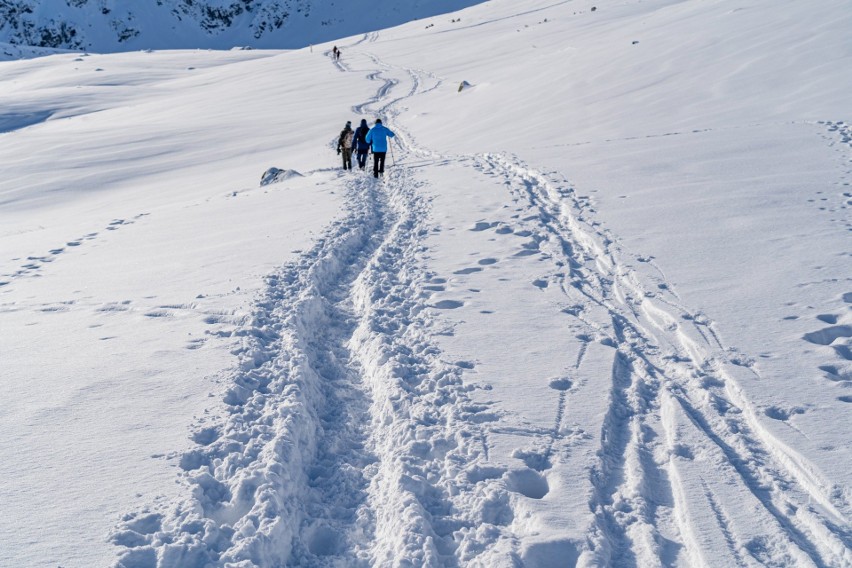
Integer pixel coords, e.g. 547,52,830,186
1,0,850,566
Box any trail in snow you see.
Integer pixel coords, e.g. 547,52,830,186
469,152,852,567
113,40,852,568
113,45,500,567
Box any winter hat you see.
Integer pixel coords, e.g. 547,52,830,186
346,121,352,127
375,118,382,124
360,119,368,127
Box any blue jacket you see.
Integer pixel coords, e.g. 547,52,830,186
365,124,395,153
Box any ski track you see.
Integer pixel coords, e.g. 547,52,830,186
470,152,852,567
112,45,852,568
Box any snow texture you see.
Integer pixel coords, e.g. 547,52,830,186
1,0,851,566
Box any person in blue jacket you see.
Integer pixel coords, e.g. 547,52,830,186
365,118,396,178
352,119,371,171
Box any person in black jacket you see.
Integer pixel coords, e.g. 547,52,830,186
352,119,370,170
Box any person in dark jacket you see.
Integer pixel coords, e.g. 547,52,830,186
352,119,370,170
337,121,354,170
365,119,396,178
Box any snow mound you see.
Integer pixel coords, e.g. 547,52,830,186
260,167,303,186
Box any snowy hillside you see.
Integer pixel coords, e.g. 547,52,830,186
0,0,486,51
1,0,851,566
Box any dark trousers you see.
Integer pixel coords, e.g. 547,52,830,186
341,148,352,170
373,152,386,178
356,150,368,170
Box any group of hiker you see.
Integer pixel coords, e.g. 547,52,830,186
336,118,396,178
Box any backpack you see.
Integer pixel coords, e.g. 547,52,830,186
339,129,354,149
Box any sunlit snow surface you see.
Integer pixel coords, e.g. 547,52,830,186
1,0,850,566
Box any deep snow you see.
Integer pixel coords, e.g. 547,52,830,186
1,0,850,566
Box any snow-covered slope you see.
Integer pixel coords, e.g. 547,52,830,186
0,0,487,51
1,0,851,566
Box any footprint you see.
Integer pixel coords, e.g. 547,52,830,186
98,301,131,312
471,221,498,232
454,267,483,275
423,284,446,292
522,540,580,567
764,406,806,421
124,513,162,535
192,427,220,445
533,279,548,289
514,249,538,257
548,377,572,391
505,468,549,499
432,300,464,309
838,395,852,403
817,314,839,324
671,444,695,460
478,258,498,266
306,525,344,556
179,450,210,471
144,309,173,318
819,364,852,381
802,325,851,346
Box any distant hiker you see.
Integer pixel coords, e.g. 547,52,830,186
337,121,354,170
332,46,339,59
365,118,396,178
352,119,371,170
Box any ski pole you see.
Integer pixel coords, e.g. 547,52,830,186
390,139,395,167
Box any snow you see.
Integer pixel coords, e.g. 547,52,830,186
1,0,850,566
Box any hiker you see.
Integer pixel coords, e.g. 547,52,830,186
365,118,396,178
332,46,339,59
352,119,370,170
337,121,354,170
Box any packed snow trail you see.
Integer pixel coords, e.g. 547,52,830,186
113,49,502,567
114,41,851,568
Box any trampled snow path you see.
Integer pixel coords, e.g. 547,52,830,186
114,45,852,567
112,50,504,567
